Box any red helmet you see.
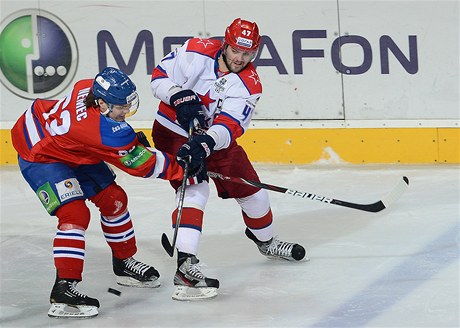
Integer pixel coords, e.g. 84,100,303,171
224,18,260,52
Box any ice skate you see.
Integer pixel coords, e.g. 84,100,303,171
172,253,219,301
245,228,307,261
48,278,99,319
113,256,160,288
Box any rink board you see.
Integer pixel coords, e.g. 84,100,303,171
2,127,458,165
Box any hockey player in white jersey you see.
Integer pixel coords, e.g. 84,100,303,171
150,18,306,301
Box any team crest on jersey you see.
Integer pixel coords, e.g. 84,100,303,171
214,78,227,93
56,178,83,202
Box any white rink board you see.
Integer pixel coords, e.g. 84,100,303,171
0,0,458,126
339,0,459,120
204,1,345,120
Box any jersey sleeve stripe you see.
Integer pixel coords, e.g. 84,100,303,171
151,66,168,81
216,112,244,133
22,124,32,150
142,149,169,179
157,150,171,179
24,102,43,147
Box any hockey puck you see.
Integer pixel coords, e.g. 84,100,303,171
108,288,122,296
292,244,306,261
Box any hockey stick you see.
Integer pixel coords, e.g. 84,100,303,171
161,123,194,257
207,172,409,213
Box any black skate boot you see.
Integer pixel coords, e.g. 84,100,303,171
113,256,160,288
48,278,99,319
172,252,219,301
245,228,307,261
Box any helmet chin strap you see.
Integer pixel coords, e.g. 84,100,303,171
101,107,111,116
97,98,113,116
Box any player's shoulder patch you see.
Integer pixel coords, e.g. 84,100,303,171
186,38,222,57
237,63,262,95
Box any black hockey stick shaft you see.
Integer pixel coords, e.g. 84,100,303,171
207,172,409,213
161,123,194,257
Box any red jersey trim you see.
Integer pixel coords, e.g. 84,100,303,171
237,63,262,95
185,38,222,58
151,66,168,81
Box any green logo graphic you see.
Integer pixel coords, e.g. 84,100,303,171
121,146,153,168
0,9,78,99
36,182,60,214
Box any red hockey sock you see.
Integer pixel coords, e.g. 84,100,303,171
54,201,90,280
242,209,273,230
172,207,204,231
90,183,137,259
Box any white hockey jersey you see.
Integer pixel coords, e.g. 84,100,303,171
150,37,262,150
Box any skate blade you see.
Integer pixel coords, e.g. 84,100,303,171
48,303,98,319
172,285,218,301
116,276,160,288
266,255,311,262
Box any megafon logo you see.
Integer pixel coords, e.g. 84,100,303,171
0,9,78,99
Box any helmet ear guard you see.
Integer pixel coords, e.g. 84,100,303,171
92,67,140,117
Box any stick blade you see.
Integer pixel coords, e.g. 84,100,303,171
331,176,409,213
381,176,410,209
161,233,174,257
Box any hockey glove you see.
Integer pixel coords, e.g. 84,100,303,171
187,162,209,185
176,134,216,172
170,89,206,131
136,131,151,147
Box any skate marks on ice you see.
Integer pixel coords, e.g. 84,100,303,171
1,165,459,327
311,224,460,327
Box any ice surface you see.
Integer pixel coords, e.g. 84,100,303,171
1,164,459,327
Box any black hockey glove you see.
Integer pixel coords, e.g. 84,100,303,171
170,89,206,131
136,131,151,147
176,134,216,172
186,162,209,185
